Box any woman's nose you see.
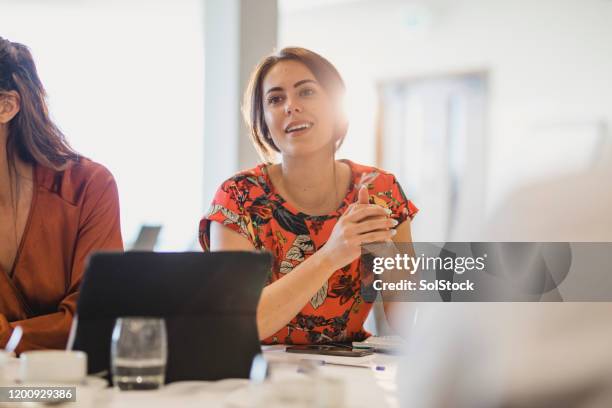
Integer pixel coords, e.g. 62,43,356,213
284,99,302,115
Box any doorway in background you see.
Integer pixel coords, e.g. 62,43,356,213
378,73,488,242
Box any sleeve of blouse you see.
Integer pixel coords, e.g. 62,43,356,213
0,164,123,353
387,175,419,226
199,180,254,251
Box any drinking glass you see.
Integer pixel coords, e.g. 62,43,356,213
111,317,167,390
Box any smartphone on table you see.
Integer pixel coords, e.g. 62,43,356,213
285,344,374,357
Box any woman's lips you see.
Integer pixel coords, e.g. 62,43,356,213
287,125,313,136
285,121,314,133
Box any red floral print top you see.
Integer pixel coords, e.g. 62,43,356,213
199,160,418,344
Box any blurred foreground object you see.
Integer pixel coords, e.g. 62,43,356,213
398,159,612,407
486,159,612,242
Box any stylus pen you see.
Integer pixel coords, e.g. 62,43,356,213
309,359,385,371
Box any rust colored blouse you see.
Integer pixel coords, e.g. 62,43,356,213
0,158,123,354
200,160,418,344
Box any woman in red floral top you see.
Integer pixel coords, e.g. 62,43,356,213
200,47,417,344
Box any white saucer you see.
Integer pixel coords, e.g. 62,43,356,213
8,375,108,389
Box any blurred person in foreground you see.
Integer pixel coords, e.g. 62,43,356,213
199,47,418,344
398,158,612,407
0,37,123,353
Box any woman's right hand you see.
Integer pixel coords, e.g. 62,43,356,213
318,186,398,271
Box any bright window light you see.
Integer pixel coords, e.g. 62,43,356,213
1,0,205,250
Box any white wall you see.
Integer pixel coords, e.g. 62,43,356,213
279,0,612,218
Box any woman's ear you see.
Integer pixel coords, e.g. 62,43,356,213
0,91,20,124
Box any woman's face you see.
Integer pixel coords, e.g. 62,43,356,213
261,60,337,158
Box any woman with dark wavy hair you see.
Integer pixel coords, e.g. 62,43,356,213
0,37,123,353
200,47,418,344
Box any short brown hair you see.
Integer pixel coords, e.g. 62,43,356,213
242,47,347,163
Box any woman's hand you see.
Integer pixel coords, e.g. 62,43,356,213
318,186,397,271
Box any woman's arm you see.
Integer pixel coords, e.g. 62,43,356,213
210,197,395,340
211,223,335,339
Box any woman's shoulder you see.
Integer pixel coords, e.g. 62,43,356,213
215,164,272,198
68,157,116,185
343,159,400,189
36,157,118,205
344,160,416,218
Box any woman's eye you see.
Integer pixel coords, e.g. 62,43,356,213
267,95,284,105
300,87,315,97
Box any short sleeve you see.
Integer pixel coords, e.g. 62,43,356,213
199,180,254,251
387,176,418,225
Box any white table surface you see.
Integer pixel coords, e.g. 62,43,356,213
0,346,400,408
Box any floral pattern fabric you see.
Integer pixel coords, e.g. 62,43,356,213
199,160,418,344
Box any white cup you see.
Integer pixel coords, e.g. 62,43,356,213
20,350,87,384
0,350,15,384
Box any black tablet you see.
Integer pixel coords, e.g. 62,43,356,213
69,251,271,383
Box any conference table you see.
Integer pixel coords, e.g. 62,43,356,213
1,346,401,407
